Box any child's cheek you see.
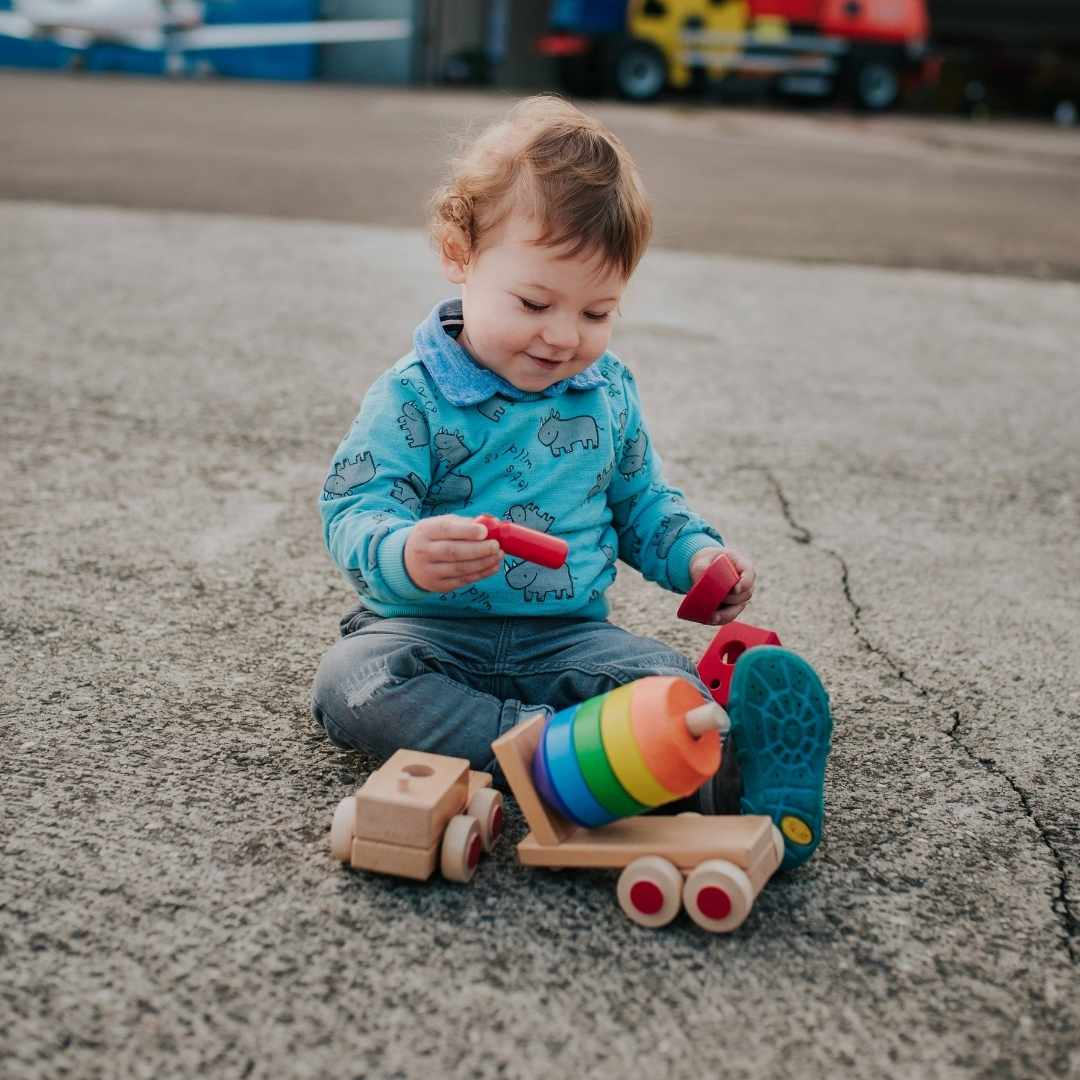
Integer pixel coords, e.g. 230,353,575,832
588,324,612,359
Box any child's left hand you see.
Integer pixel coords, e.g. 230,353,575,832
688,547,756,625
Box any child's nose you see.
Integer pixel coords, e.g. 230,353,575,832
542,315,579,351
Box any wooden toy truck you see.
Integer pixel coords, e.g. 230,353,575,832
492,713,784,932
329,718,782,931
330,749,503,883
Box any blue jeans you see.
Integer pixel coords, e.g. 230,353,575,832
311,605,735,805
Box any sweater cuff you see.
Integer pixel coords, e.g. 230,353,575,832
668,533,726,593
375,525,430,602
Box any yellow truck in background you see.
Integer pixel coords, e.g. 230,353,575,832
539,0,936,110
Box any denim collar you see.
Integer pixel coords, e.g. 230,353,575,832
412,298,609,406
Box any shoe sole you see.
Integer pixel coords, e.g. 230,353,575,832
728,646,832,871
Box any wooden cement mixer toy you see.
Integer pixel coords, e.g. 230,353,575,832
492,676,784,933
330,751,503,884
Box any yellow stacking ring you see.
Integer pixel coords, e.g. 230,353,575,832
599,684,677,807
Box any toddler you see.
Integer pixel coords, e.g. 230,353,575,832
311,96,831,869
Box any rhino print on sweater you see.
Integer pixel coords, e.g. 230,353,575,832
434,429,471,468
397,401,430,448
323,451,377,499
390,472,428,514
655,513,690,558
619,429,648,478
476,398,507,423
536,411,599,457
425,471,473,509
507,502,555,533
586,463,613,499
504,559,574,603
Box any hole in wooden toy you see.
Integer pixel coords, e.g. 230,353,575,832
710,679,721,690
402,764,435,778
720,641,746,665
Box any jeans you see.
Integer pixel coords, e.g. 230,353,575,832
310,605,736,804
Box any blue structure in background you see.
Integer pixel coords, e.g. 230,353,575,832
549,0,626,35
0,0,316,79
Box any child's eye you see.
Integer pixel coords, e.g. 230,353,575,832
520,297,548,313
584,311,611,322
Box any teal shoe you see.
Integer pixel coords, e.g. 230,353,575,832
728,646,832,870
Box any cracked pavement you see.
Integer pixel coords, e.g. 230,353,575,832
2,129,1079,1078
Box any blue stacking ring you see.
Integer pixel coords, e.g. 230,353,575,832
544,704,618,828
531,716,576,823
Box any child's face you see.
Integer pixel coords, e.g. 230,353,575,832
443,210,627,393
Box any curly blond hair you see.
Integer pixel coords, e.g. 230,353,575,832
430,95,652,280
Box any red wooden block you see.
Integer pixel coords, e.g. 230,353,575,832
677,553,740,624
476,513,568,569
696,621,783,707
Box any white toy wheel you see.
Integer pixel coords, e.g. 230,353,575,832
771,824,786,870
683,859,755,933
616,856,683,929
440,815,482,883
466,788,504,853
330,796,357,863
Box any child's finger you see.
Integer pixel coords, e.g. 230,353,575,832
425,538,501,563
424,515,489,542
710,599,748,626
430,552,504,577
443,553,504,575
433,559,503,590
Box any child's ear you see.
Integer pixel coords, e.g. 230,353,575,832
440,230,471,285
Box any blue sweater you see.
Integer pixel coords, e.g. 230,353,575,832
319,299,725,619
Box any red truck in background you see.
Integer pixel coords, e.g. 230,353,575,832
539,0,936,110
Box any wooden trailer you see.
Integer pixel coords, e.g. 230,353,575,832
493,712,784,932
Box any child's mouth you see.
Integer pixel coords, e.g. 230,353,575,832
526,353,561,371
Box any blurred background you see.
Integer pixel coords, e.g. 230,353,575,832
3,0,1078,282
1,0,1079,123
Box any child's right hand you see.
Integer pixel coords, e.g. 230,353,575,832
403,515,504,593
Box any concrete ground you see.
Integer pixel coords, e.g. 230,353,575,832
1,78,1079,1080
3,72,1080,280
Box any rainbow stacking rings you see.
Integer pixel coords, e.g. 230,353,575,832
531,676,723,827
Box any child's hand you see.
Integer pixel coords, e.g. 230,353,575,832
403,515,503,593
688,547,756,626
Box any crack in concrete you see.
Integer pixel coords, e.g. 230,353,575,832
749,464,1078,966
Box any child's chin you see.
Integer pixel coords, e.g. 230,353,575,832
510,371,560,392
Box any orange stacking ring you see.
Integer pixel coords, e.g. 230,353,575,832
600,684,677,807
629,677,722,797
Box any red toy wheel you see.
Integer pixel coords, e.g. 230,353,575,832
616,856,683,929
440,816,482,883
467,788,504,853
683,860,754,933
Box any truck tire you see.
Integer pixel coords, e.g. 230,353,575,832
612,39,667,102
852,57,901,111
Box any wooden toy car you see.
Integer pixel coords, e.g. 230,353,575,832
492,714,784,932
330,749,503,883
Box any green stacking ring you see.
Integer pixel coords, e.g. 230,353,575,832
572,694,649,818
